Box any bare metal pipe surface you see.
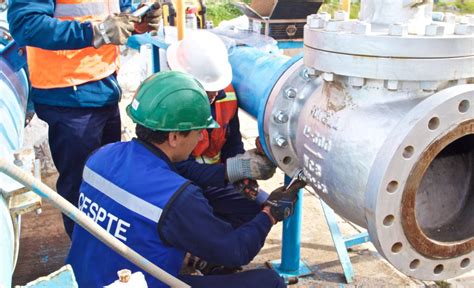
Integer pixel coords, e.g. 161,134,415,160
0,157,190,288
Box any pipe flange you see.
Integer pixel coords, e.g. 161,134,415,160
366,85,474,280
304,20,474,58
303,20,474,82
264,59,322,177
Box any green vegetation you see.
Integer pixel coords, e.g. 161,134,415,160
434,0,474,14
206,1,244,26
318,0,353,17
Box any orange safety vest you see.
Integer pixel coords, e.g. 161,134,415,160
26,0,121,89
192,85,238,164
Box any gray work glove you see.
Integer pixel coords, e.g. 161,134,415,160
226,149,276,183
134,1,162,35
92,14,139,48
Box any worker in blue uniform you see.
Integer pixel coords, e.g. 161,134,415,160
66,71,296,287
7,0,161,237
167,31,274,234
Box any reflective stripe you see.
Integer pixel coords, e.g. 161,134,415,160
55,3,105,17
55,1,120,17
218,92,237,102
196,152,221,164
82,166,163,223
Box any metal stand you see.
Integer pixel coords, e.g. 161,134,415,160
320,200,370,283
268,175,370,284
267,176,313,281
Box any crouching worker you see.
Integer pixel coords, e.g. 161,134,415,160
168,31,275,230
66,71,288,288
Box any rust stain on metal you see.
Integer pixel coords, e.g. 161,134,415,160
324,81,352,112
401,119,474,259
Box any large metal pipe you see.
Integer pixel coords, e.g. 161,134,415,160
231,0,474,281
229,47,297,159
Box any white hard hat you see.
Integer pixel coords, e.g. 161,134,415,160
167,31,232,92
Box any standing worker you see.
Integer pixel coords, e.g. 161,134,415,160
66,71,294,288
167,31,274,231
7,0,161,237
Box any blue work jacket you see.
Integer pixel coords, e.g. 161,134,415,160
67,139,272,287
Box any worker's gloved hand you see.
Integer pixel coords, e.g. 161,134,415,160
92,14,138,48
264,182,303,223
134,2,162,35
226,149,276,183
234,179,259,201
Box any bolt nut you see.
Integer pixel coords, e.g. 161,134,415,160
334,10,349,22
420,81,438,92
307,14,318,23
386,80,399,91
325,20,343,32
432,12,444,22
444,13,456,23
301,67,316,80
352,21,371,35
454,23,474,35
457,79,468,85
459,16,469,24
349,77,365,88
309,17,326,29
17,48,24,56
389,23,408,36
425,24,445,36
467,15,474,25
323,72,334,82
274,111,289,124
275,136,288,148
307,15,315,28
284,87,297,99
317,12,331,21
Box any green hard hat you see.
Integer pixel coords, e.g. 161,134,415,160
126,71,219,131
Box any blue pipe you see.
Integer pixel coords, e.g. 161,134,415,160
228,46,301,159
229,46,308,276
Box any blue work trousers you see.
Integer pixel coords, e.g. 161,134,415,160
34,103,121,238
204,184,262,228
179,269,286,288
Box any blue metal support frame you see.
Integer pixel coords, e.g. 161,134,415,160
320,200,370,283
268,176,312,279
